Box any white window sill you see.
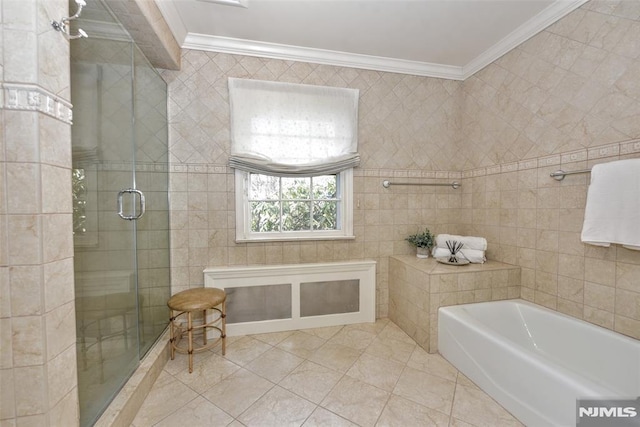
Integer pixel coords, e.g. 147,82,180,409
235,235,356,243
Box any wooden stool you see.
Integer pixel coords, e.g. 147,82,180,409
167,288,226,373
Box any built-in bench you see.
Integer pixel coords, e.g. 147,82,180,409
389,255,521,353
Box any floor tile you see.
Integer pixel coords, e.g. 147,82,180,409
376,395,450,427
328,327,377,351
277,331,326,358
250,330,295,346
201,368,274,417
245,347,304,383
303,407,359,426
451,383,524,427
321,375,390,427
222,336,272,366
238,386,317,427
393,366,456,414
303,325,344,340
279,360,343,404
377,322,417,345
153,396,234,427
136,320,526,427
346,352,404,392
406,347,458,382
131,371,198,426
365,335,416,364
174,353,241,394
308,341,362,373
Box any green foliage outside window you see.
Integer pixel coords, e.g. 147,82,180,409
250,173,338,233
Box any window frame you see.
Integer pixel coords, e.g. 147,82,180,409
235,169,354,242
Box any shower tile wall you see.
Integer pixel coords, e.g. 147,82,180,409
162,0,640,338
0,0,79,425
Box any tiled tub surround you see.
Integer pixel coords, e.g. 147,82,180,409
388,255,521,353
457,144,640,341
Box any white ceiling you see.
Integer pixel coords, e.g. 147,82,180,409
155,0,588,80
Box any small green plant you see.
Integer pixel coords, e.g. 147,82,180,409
405,228,434,249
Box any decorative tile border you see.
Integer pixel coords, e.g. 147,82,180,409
2,83,73,124
461,139,640,181
518,159,537,170
621,140,640,155
588,143,619,160
163,138,640,183
537,154,561,168
501,162,518,173
561,150,588,164
486,165,501,175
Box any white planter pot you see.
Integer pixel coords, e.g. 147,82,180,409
416,247,430,258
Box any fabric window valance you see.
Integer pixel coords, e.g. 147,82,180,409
228,77,360,176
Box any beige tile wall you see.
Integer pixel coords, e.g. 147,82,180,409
161,54,468,317
459,144,640,340
458,0,640,340
0,0,79,425
162,0,640,338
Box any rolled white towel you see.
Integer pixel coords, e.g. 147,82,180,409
435,234,487,251
432,247,486,264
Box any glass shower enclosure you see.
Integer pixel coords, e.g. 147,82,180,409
70,1,170,425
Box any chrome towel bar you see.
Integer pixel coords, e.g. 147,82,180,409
382,180,461,189
550,169,591,181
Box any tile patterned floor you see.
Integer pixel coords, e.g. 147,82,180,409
133,319,523,427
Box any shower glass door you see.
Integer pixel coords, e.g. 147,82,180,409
71,1,170,425
132,45,171,356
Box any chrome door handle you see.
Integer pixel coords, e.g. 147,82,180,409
117,189,146,220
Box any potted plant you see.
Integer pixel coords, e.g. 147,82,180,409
405,228,434,258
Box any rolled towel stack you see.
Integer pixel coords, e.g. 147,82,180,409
432,234,487,263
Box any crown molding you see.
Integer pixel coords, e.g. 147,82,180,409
183,34,465,80
462,0,590,79
178,0,589,81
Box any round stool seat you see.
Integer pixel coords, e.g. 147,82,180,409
168,288,226,312
167,287,227,373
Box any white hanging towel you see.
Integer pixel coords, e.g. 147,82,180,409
581,158,640,250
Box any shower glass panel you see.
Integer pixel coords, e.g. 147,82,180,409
132,45,171,356
70,1,170,425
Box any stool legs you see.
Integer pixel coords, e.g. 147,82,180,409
187,311,194,373
221,300,226,355
168,303,226,373
202,309,207,346
169,311,176,360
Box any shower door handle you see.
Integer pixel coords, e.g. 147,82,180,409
117,189,146,220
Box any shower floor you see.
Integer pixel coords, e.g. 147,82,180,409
131,319,522,426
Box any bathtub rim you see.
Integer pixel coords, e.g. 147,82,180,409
438,298,640,427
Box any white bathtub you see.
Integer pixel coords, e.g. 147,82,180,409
438,299,640,427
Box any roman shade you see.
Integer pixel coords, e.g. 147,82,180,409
228,77,360,176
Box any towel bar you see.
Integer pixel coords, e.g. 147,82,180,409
550,169,591,181
382,180,461,189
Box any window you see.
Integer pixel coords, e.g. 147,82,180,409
235,170,353,241
228,78,359,242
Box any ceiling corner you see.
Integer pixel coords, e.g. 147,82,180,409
462,0,590,79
